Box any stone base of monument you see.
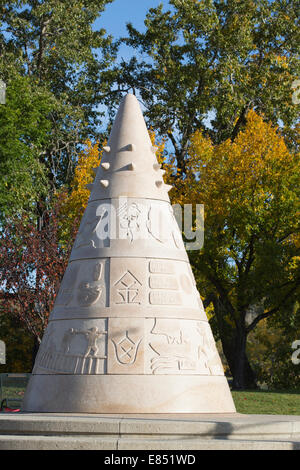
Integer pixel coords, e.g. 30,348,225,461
0,413,299,450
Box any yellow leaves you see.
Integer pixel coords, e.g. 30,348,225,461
275,55,288,69
57,139,102,242
181,109,298,227
148,128,174,186
149,128,166,164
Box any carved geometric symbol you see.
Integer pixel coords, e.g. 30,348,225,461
111,331,142,365
114,271,142,304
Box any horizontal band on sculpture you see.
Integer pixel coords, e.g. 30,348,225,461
50,309,207,321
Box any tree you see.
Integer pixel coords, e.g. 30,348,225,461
114,0,299,173
0,73,54,220
57,138,102,243
0,305,34,373
168,109,300,389
0,199,75,347
247,300,300,390
0,0,117,220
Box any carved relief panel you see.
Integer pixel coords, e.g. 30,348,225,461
71,201,111,254
110,258,147,307
145,319,224,376
70,198,188,262
34,319,108,375
148,259,200,310
106,317,224,376
54,259,109,310
107,318,144,374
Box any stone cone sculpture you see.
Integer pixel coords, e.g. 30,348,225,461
22,94,236,413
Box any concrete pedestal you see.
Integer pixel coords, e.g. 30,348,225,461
0,412,299,450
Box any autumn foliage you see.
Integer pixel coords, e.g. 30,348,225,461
0,201,75,344
168,109,300,388
57,139,102,243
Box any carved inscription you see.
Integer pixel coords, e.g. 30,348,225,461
149,275,178,290
149,291,181,305
149,260,174,274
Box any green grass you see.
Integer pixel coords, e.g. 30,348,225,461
232,389,300,415
0,385,25,408
1,381,300,415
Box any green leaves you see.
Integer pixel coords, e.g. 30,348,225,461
117,0,299,165
0,0,116,219
0,74,53,219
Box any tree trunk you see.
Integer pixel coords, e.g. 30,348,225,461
221,332,257,389
212,296,257,389
231,330,257,390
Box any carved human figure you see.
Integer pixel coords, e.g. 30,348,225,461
61,328,77,354
77,327,107,357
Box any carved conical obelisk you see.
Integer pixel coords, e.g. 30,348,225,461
22,94,236,413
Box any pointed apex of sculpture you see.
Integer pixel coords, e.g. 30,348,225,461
88,93,172,202
107,93,150,150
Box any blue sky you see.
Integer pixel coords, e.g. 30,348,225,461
95,1,214,134
95,0,169,37
94,0,171,59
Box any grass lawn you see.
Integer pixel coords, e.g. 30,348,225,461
232,389,300,415
1,376,300,415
